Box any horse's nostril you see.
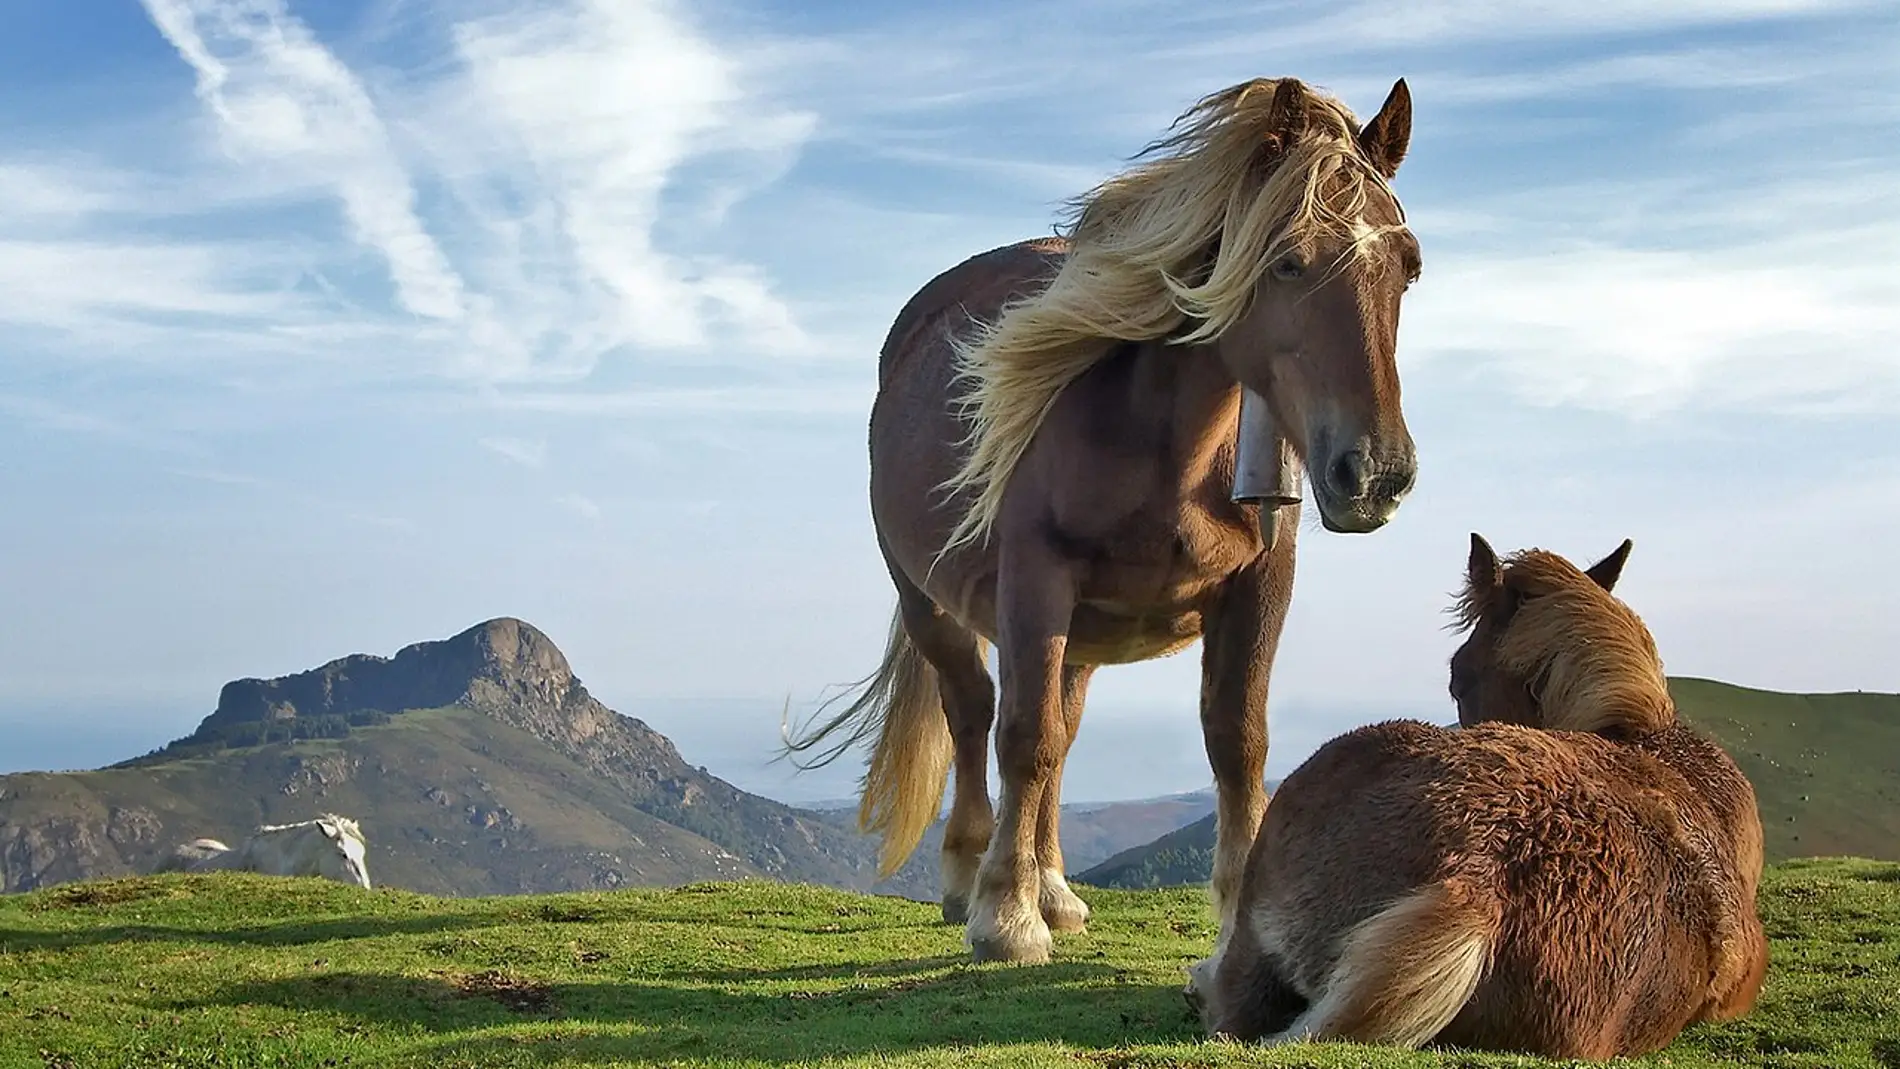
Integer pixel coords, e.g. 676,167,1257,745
1328,450,1371,499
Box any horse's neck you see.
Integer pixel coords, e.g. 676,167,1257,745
1121,339,1245,476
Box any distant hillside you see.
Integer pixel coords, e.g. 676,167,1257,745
0,619,929,898
1078,678,1900,890
811,790,1218,888
1670,677,1900,861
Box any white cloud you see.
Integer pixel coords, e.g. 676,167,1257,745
58,0,821,387
395,0,820,376
489,383,873,418
140,0,468,321
1169,0,1875,56
555,493,602,520
1403,169,1900,415
479,436,547,468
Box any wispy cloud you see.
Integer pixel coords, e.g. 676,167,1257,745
140,0,467,321
1404,164,1900,415
555,493,602,521
2,0,825,389
489,383,874,418
480,436,548,468
3,0,1892,426
164,467,273,488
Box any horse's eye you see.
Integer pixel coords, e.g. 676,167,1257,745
1270,255,1306,282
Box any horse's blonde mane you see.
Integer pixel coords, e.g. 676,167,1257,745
935,78,1408,560
1457,551,1675,736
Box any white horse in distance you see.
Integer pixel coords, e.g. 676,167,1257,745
154,814,372,888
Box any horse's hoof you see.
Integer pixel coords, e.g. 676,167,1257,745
1182,982,1205,1017
969,930,1052,965
965,908,1053,964
1040,892,1091,933
941,894,970,925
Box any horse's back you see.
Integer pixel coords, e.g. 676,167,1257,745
875,237,1069,387
868,238,1070,608
153,838,232,873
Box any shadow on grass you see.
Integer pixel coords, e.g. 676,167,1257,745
179,955,1201,1064
0,912,493,951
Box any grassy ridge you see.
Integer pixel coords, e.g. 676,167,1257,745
1670,678,1900,862
3,860,1897,1068
1079,679,1900,891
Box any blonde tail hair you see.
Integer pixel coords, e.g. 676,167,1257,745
780,608,954,877
1283,879,1498,1048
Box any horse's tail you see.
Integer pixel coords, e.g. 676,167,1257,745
780,606,951,878
1296,878,1499,1048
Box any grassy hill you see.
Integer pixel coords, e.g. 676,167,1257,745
1,859,1894,1067
1670,677,1900,862
1078,678,1900,890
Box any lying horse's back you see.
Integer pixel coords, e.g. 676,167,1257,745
153,838,232,873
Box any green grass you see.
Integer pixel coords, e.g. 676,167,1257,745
3,861,1898,1068
1671,679,1900,862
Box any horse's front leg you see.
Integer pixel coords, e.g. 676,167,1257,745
1200,506,1298,931
966,542,1076,964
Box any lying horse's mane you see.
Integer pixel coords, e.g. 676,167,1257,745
1456,549,1675,736
934,78,1408,559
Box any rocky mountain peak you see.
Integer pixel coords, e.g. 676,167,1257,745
199,617,580,732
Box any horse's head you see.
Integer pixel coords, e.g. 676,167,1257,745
1214,78,1420,534
1448,533,1674,737
315,816,373,889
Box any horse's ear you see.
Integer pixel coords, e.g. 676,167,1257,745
1584,538,1635,593
320,820,342,841
1357,78,1412,179
1467,532,1500,594
1263,78,1310,152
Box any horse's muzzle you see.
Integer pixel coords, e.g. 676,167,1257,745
1312,443,1415,533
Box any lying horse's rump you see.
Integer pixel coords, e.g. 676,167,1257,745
1191,536,1767,1060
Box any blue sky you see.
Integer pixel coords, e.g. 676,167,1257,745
1,0,1896,803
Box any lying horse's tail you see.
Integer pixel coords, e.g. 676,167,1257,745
1294,878,1500,1048
781,606,951,878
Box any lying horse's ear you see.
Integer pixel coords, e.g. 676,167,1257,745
1357,78,1412,179
1584,538,1635,593
320,821,343,841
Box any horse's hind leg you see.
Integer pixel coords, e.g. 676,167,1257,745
1199,512,1297,930
966,541,1076,963
1034,664,1094,932
893,580,996,925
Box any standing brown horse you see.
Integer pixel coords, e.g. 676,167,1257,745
1188,536,1768,1058
785,76,1424,964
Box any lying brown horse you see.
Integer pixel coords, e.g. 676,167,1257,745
1189,535,1768,1058
785,76,1424,963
